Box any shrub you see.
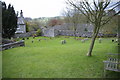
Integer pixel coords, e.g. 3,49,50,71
26,25,29,32
36,29,41,36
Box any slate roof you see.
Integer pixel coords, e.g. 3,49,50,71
17,17,25,25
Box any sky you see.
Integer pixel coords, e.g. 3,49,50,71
2,0,67,18
2,0,119,18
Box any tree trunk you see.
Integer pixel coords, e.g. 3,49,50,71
87,33,97,56
74,31,76,39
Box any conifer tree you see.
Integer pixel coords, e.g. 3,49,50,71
2,2,17,38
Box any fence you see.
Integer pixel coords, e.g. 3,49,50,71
0,40,25,51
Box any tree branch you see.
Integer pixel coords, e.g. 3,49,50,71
101,11,120,26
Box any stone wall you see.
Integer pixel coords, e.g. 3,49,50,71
58,30,93,37
42,28,93,37
14,31,36,38
42,23,94,37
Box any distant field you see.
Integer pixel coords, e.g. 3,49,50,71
2,36,118,78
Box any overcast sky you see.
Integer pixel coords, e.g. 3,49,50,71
2,0,67,18
2,0,119,18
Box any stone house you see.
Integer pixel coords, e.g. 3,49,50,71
15,10,26,33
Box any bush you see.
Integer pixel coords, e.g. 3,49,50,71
36,29,41,36
26,25,29,32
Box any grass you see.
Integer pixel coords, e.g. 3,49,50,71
0,51,2,79
2,36,119,78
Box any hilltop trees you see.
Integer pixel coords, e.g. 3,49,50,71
67,0,120,56
2,2,17,38
47,18,63,27
65,8,80,37
62,7,88,37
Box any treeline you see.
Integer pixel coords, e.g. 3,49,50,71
2,2,17,39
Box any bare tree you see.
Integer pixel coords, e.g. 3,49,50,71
67,0,120,56
70,8,81,37
101,15,118,35
63,7,87,38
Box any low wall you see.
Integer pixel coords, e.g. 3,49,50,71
14,31,36,38
58,30,93,37
0,40,25,51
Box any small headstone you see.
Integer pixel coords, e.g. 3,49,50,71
81,40,85,43
32,40,34,43
27,37,29,40
33,37,35,39
112,39,114,42
115,39,118,42
84,38,88,41
38,39,41,41
99,38,102,43
61,40,64,44
64,40,66,44
61,40,66,44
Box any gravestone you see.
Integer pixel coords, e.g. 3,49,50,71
115,39,118,42
81,40,85,43
61,40,66,44
27,37,29,40
112,39,114,42
44,39,46,40
33,37,35,39
84,38,88,41
99,38,102,43
38,39,41,41
64,40,66,44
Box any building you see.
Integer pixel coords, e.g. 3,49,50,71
42,23,94,37
15,10,26,33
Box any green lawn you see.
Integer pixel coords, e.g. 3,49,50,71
2,36,118,78
0,51,2,79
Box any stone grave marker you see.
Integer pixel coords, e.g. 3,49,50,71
61,40,66,44
112,39,114,42
81,39,85,43
32,40,34,43
99,38,102,43
38,39,41,41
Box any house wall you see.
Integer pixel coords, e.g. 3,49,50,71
16,13,26,33
18,25,26,33
43,29,55,37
